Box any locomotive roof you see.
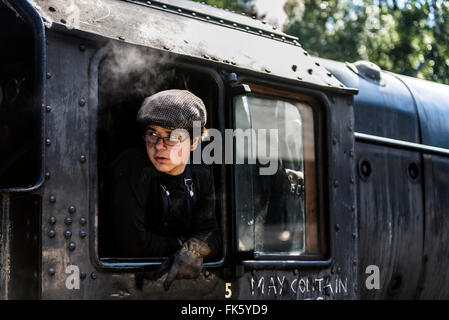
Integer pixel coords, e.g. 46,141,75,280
28,0,356,94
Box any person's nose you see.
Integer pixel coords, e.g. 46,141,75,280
154,137,166,150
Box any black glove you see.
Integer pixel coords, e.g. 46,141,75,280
163,237,211,290
142,237,211,291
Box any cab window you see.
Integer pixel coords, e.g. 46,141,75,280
233,87,325,259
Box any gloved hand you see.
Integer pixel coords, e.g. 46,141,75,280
143,237,211,291
163,237,211,290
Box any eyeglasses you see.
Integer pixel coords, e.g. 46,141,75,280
143,131,188,147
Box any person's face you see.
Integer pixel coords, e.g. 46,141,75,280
144,125,199,176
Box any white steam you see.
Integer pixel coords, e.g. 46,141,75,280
249,0,289,29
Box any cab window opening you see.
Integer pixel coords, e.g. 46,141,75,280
0,2,41,190
96,56,223,265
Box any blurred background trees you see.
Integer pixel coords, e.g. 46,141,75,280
191,0,449,84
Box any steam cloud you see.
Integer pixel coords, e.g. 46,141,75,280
249,0,289,29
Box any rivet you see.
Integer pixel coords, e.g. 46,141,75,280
352,233,357,239
118,36,125,41
146,1,151,4
48,216,57,225
335,224,340,231
79,44,86,52
68,205,76,214
46,72,52,79
265,68,271,73
79,98,86,106
348,126,353,132
177,8,182,12
303,51,309,56
349,151,355,158
46,105,52,112
64,217,73,225
332,138,337,145
64,230,72,239
80,271,87,280
68,241,76,251
292,65,297,72
206,16,211,20
60,19,66,24
203,54,210,59
307,69,313,75
48,268,56,276
204,270,210,277
297,76,302,80
49,7,56,12
192,12,196,16
351,206,356,212
91,272,97,280
45,171,51,180
163,45,170,50
233,23,237,27
353,260,357,266
79,155,87,163
45,138,52,146
337,267,341,274
80,217,87,225
258,30,263,34
48,229,56,238
334,180,339,188
293,269,299,275
327,72,332,77
219,20,224,23
49,195,56,203
350,178,355,184
80,230,87,238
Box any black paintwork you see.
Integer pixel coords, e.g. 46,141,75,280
0,0,448,300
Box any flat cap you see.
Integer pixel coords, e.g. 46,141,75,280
136,89,207,130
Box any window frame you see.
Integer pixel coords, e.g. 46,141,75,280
230,80,331,267
89,48,227,271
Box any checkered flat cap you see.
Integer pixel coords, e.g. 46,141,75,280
136,89,207,130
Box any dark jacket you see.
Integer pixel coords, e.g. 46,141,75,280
108,148,221,258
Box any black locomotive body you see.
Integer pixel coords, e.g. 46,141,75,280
0,0,448,300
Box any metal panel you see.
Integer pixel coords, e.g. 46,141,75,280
317,57,420,143
397,75,449,149
416,155,449,299
27,0,353,93
356,142,423,299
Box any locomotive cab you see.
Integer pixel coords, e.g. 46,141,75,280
1,0,364,300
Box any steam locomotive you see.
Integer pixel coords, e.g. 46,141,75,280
1,0,448,300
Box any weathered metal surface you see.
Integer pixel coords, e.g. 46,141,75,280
417,155,449,299
396,75,449,150
356,142,423,299
317,57,420,143
28,0,353,93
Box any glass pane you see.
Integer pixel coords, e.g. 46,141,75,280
234,94,314,255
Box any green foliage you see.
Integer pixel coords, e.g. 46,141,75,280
190,0,449,84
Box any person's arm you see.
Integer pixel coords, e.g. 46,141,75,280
109,156,181,257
